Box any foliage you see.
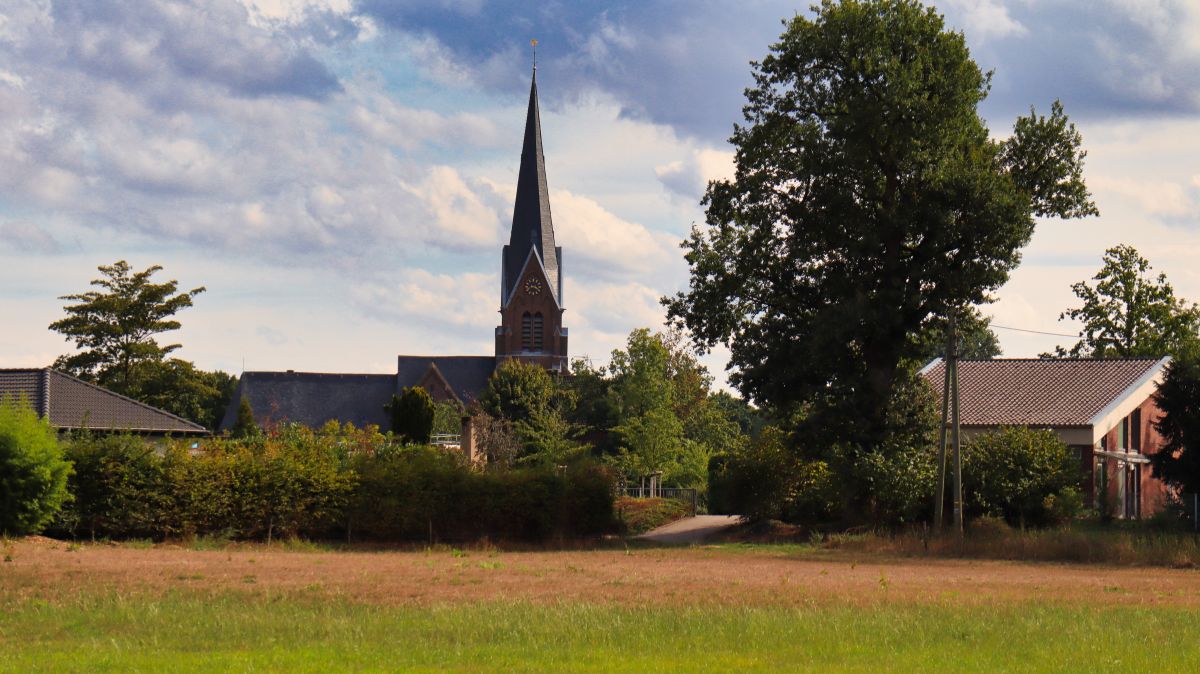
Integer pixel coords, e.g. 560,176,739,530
230,398,258,439
1053,244,1200,358
910,306,1001,363
467,407,521,469
708,427,838,524
135,360,237,430
962,427,1080,527
709,391,766,436
482,359,558,424
386,387,435,445
614,496,692,535
53,422,613,543
1151,343,1200,494
665,0,1096,456
58,432,165,540
0,398,73,535
513,408,589,468
49,261,205,392
346,447,615,541
602,328,742,497
799,363,941,523
432,400,464,436
48,260,234,430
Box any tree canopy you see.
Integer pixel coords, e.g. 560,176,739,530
1053,244,1200,358
50,261,206,391
1150,343,1200,494
48,260,235,430
665,0,1096,450
910,306,1001,363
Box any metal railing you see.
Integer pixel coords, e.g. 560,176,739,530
430,433,461,447
619,486,698,516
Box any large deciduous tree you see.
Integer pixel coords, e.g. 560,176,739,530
666,0,1096,452
1150,344,1200,495
1054,245,1200,358
48,261,236,430
50,261,206,392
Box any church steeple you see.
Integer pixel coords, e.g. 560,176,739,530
502,70,560,304
495,65,568,371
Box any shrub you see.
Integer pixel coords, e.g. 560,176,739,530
59,433,168,540
963,426,1079,528
0,398,73,535
615,496,691,535
387,387,436,445
346,447,615,542
708,427,838,524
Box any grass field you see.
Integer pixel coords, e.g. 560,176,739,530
4,537,1200,672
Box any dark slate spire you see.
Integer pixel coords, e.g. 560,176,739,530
503,69,559,303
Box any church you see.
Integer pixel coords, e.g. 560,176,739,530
220,70,568,431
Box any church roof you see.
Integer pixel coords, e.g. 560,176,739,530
396,356,496,405
504,71,559,303
221,371,395,431
0,368,208,435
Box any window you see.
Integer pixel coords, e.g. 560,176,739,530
1130,408,1142,451
521,312,532,351
1119,416,1128,450
532,313,544,351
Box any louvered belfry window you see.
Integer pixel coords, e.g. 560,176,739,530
521,312,533,351
533,313,544,351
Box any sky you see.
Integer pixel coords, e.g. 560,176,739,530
2,0,1200,388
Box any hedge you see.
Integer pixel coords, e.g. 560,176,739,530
54,424,615,543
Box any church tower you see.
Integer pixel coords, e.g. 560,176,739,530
495,68,568,371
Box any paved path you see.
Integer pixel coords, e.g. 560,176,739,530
635,515,743,544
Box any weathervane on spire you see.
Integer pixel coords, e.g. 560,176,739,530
531,38,538,73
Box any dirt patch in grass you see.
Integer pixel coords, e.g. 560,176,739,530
4,536,1200,609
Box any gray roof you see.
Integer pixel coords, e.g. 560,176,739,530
503,71,560,304
0,368,207,435
396,356,496,405
222,371,396,432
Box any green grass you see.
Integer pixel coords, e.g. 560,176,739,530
2,592,1200,672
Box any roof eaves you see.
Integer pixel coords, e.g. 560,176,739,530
1085,356,1171,428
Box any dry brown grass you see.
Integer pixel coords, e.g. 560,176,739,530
4,536,1200,610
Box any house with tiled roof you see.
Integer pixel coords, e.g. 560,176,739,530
0,368,208,436
220,67,568,433
920,357,1172,519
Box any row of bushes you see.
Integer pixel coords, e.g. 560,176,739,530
1,403,616,542
709,426,1082,528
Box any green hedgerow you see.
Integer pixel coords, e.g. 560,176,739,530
0,397,73,535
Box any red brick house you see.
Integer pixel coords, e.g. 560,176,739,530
220,68,569,433
920,358,1173,518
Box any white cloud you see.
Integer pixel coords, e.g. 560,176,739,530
943,0,1029,41
550,189,677,277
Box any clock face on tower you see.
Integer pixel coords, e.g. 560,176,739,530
524,278,543,296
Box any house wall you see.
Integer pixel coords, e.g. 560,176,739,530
1095,394,1173,516
968,393,1174,518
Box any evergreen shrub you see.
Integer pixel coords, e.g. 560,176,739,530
0,398,73,535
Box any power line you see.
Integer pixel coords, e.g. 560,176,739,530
990,323,1078,338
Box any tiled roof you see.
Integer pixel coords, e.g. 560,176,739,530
921,358,1164,426
397,356,496,405
222,371,396,431
0,368,208,434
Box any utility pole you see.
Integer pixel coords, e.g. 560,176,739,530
949,308,964,538
933,315,951,533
